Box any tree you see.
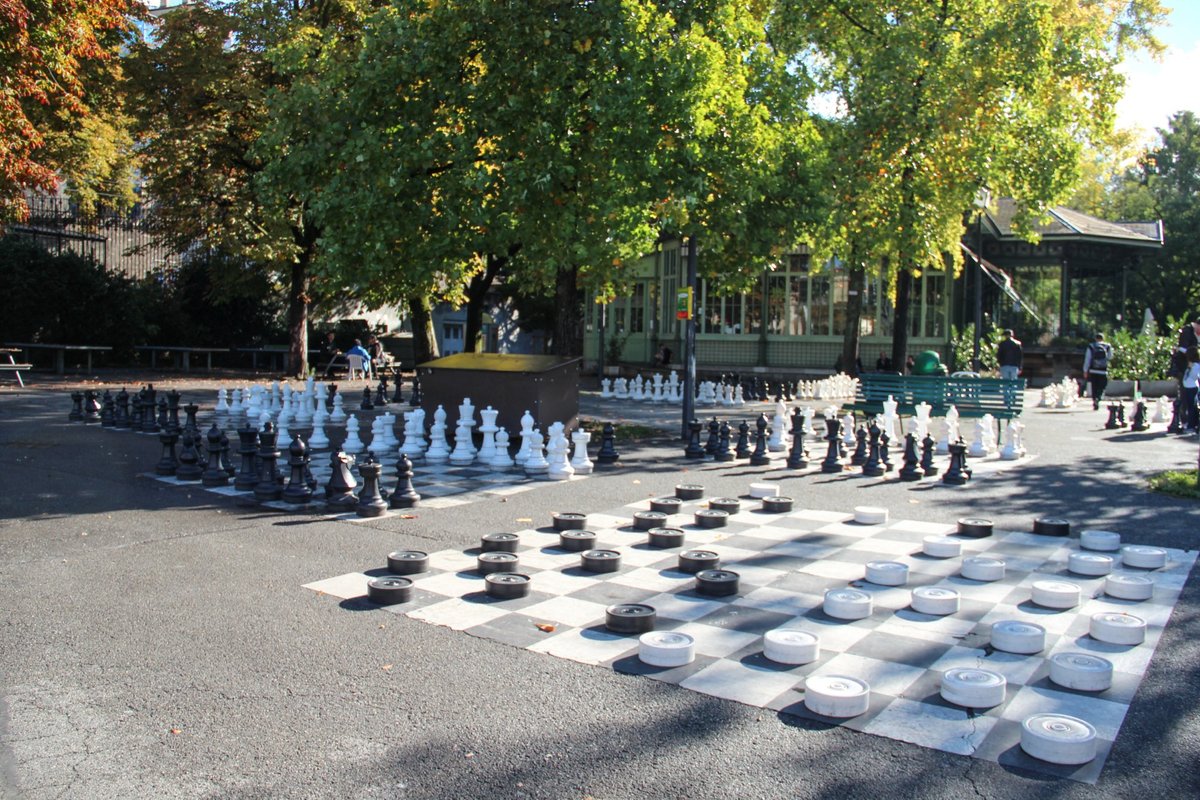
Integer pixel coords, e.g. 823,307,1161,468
773,0,1164,369
1,0,140,223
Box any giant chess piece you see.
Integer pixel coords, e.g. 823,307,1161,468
523,428,550,476
391,376,404,405
850,425,868,466
749,413,771,466
734,420,751,459
898,433,923,481
388,453,420,508
219,431,235,480
155,426,180,476
715,421,734,462
448,417,476,466
684,419,706,460
1130,401,1148,432
114,389,130,429
768,400,789,452
156,397,169,434
821,415,843,473
861,420,885,477
546,423,575,481
101,391,115,427
941,440,972,485
142,386,159,432
879,431,893,472
360,386,374,411
1116,403,1127,427
409,375,422,407
1167,394,1184,433
69,392,84,422
1104,403,1122,430
920,432,939,477
175,429,204,482
355,454,388,517
253,423,284,502
201,424,230,487
570,428,594,474
478,406,500,462
595,422,620,465
490,428,516,470
375,377,389,407
129,392,144,433
425,406,451,464
234,425,259,490
183,403,200,439
165,390,182,434
83,390,102,425
786,407,808,470
281,436,314,504
704,417,720,458
325,449,358,508
342,414,365,455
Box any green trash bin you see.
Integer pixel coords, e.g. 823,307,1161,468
912,350,947,377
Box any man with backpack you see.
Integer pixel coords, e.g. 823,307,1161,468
1082,333,1114,410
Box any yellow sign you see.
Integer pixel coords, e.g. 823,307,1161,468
676,287,692,320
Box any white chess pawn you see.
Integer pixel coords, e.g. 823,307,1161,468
733,384,745,406
313,383,329,425
383,413,402,452
275,411,291,447
449,419,475,465
215,388,229,419
294,388,313,426
308,415,329,450
570,429,593,474
1000,419,1023,460
489,428,514,470
343,414,364,454
425,407,451,464
330,391,346,424
523,428,549,477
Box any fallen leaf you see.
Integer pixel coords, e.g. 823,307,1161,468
399,514,417,519
534,622,556,633
516,517,533,523
169,728,181,735
382,664,393,671
632,479,641,484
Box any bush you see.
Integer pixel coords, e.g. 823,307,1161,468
1104,330,1173,380
949,324,1003,373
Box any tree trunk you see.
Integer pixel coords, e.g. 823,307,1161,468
287,259,308,378
553,264,584,357
891,267,913,373
408,292,439,363
840,264,866,377
463,255,503,353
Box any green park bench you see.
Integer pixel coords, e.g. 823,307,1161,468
843,373,1025,421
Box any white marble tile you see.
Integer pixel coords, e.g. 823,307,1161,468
1003,685,1128,741
734,587,822,617
516,596,608,628
863,698,997,755
810,653,926,696
674,622,761,657
928,645,1044,686
642,591,729,622
526,627,637,665
681,660,799,706
609,567,691,593
410,571,485,597
302,572,368,599
406,597,508,631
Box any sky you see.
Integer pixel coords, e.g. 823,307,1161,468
1115,3,1200,142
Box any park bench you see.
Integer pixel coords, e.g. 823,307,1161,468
135,345,229,371
5,342,112,374
843,373,1025,421
0,347,32,387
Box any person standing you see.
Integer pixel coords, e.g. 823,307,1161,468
1182,347,1200,433
997,329,1023,381
1082,333,1113,410
1168,317,1200,431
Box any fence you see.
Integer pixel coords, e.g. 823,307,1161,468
7,195,182,280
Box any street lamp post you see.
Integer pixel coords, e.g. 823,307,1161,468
972,187,991,371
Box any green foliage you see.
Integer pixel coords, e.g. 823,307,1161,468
1104,329,1172,380
605,331,628,365
1147,470,1200,500
948,323,1002,373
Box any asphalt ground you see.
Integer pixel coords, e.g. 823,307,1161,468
1,377,1197,799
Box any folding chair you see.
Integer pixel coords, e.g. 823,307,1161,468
345,354,367,381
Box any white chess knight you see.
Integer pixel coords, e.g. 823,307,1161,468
570,428,594,474
937,405,959,455
768,399,789,452
425,405,451,463
342,414,364,454
489,427,515,469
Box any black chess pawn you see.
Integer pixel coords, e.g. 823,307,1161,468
156,397,169,433
920,432,940,477
821,415,843,473
360,386,374,411
596,422,620,465
898,433,923,481
355,453,388,517
68,392,84,422
734,420,751,459
786,408,808,469
862,421,885,477
389,453,421,509
1167,396,1184,433
409,376,422,407
253,423,284,502
129,393,143,432
83,390,101,424
141,386,157,431
282,436,313,504
202,424,230,487
325,449,358,508
234,425,260,491
375,378,389,407
391,377,404,405
684,419,706,460
220,431,236,478
155,427,180,476
704,418,720,458
749,413,771,466
942,440,972,485
1130,401,1148,432
175,430,204,481
100,391,115,427
715,421,734,462
114,389,130,429
183,403,200,438
850,425,868,466
326,384,338,412
880,432,893,471
1104,403,1121,429
167,390,182,433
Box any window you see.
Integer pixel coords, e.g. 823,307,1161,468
630,282,646,333
924,273,946,338
810,275,831,335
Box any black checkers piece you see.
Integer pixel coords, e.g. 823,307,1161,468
484,572,531,599
605,603,656,634
552,512,588,531
761,496,794,514
558,529,597,552
1033,517,1071,537
708,497,741,514
647,527,686,549
633,510,669,531
694,509,729,529
581,549,622,573
678,549,720,574
695,569,740,597
957,518,994,538
366,576,413,605
481,532,520,553
477,551,520,575
649,496,682,514
675,484,705,501
386,550,429,575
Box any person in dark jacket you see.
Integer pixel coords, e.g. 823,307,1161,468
996,329,1023,381
1082,333,1113,410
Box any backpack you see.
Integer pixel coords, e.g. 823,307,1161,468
1089,342,1109,371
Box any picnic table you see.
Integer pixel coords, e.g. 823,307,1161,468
5,342,113,375
135,345,229,371
0,347,32,387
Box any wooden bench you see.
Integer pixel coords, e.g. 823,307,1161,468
844,373,1025,420
0,347,31,387
135,345,230,371
5,342,113,374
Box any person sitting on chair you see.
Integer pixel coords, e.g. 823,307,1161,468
654,344,672,367
319,331,342,377
367,335,387,374
344,339,372,378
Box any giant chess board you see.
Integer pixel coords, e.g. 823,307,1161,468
305,492,1195,782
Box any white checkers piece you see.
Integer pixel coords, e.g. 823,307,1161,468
853,506,888,525
961,556,1005,582
1105,573,1154,601
865,560,908,586
1068,552,1114,577
804,675,871,718
922,536,962,558
748,482,779,499
1049,653,1114,692
638,631,696,668
1079,529,1121,552
1121,545,1167,569
824,588,873,620
763,629,820,665
1020,714,1098,765
910,586,960,616
940,667,1007,709
991,620,1046,654
1031,580,1081,610
1089,612,1147,646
